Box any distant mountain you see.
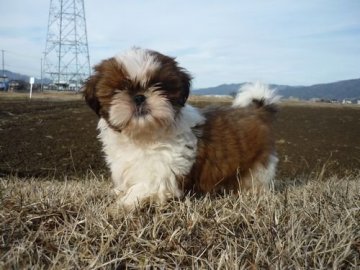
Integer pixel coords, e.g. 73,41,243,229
3,69,360,100
1,70,51,84
193,78,360,100
279,79,360,100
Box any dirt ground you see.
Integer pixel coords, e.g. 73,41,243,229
0,95,359,179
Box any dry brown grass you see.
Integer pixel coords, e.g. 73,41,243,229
1,174,359,269
0,91,82,101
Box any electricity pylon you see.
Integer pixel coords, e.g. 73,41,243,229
44,0,90,90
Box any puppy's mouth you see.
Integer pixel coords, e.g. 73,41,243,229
133,94,150,117
134,105,150,117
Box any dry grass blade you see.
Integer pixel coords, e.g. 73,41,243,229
1,174,359,269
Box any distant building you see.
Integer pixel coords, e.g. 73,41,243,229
8,80,21,91
357,100,360,105
342,99,352,104
0,76,9,91
287,96,300,101
310,98,321,102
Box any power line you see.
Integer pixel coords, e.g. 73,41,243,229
2,49,41,60
0,49,43,79
4,63,41,74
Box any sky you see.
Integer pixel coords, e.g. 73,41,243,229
0,0,359,88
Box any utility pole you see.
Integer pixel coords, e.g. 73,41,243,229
40,57,43,92
1,50,5,77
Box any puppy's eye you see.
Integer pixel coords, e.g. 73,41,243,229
148,83,164,95
150,83,163,91
151,88,163,93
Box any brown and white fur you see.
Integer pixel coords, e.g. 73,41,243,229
83,47,279,209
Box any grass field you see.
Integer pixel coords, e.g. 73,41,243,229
0,92,360,269
1,174,359,269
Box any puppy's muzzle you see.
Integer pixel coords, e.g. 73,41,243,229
134,95,146,106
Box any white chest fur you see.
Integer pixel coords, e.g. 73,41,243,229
97,105,204,207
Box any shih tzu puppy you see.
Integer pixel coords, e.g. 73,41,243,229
83,48,279,209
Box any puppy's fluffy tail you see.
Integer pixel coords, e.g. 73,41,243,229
232,82,280,113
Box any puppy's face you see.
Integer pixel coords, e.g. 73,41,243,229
83,48,191,138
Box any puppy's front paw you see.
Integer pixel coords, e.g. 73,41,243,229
106,198,137,217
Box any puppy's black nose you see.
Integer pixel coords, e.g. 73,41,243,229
134,95,146,105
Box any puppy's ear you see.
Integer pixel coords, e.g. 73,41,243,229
83,71,101,116
178,69,192,106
